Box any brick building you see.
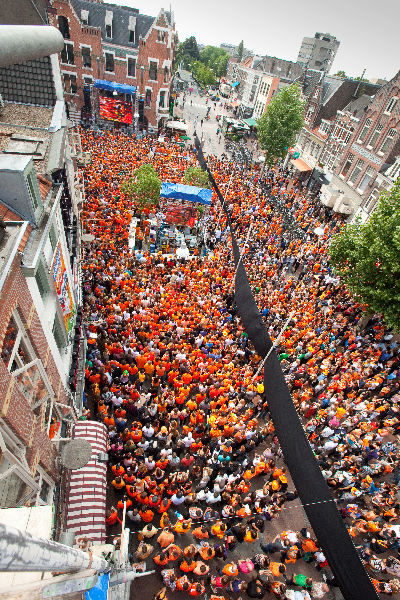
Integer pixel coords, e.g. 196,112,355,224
320,70,400,219
48,0,176,131
252,74,280,120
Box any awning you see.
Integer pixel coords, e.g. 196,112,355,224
291,158,312,172
230,101,238,108
231,81,240,87
93,79,136,95
165,120,188,132
160,182,212,205
243,117,257,127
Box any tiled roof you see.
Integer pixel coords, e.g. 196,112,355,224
0,204,33,251
0,56,56,107
71,0,157,48
37,174,52,201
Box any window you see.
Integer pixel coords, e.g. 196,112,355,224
149,61,158,81
58,16,70,39
364,189,379,212
61,42,74,65
340,153,354,177
348,159,364,185
53,315,65,351
157,30,166,42
83,76,93,87
358,118,371,142
105,24,112,38
380,129,397,154
129,29,135,43
35,262,50,300
385,97,398,114
63,73,77,94
81,46,91,68
80,10,89,25
306,106,314,121
26,172,39,209
159,90,166,108
105,52,114,72
145,88,151,107
367,124,383,148
357,166,375,193
127,57,136,77
164,67,169,83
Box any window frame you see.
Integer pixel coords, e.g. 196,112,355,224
149,60,158,82
127,56,136,78
348,158,364,186
81,45,92,69
61,41,74,66
379,128,397,155
104,52,115,73
105,24,112,39
358,118,371,143
63,72,77,94
367,124,383,149
384,96,398,115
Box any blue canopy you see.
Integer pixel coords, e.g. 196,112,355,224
93,79,136,95
160,183,212,206
231,81,240,87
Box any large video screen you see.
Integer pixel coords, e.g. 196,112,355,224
99,96,133,124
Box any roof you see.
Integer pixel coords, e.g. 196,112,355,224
343,94,373,119
291,158,312,171
71,0,158,47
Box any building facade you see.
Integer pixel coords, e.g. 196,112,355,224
297,32,340,73
48,0,175,131
252,74,279,120
321,70,400,220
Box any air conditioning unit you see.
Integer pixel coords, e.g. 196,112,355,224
0,155,44,225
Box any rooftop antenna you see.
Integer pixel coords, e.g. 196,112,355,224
354,68,366,97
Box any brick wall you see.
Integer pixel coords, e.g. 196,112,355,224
0,255,62,481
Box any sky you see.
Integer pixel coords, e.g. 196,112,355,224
111,0,399,81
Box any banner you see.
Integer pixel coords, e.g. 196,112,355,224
51,242,76,333
161,199,198,227
99,96,133,124
193,133,379,600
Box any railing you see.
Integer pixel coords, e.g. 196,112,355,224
81,26,101,37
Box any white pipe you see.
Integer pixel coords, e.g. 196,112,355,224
0,26,64,67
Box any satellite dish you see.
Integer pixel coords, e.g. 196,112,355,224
60,439,93,470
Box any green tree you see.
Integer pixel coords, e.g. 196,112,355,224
183,166,212,188
237,40,244,61
329,180,400,331
191,60,216,88
175,36,200,69
257,83,305,167
121,163,161,210
199,46,229,78
334,70,347,78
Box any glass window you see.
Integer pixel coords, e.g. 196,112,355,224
368,124,383,148
385,97,398,114
358,166,375,192
127,57,136,77
81,46,91,68
58,16,70,39
52,315,65,350
358,118,371,141
341,153,354,177
129,29,135,43
164,67,169,83
105,53,114,72
0,461,30,508
105,24,112,38
149,61,158,81
1,316,19,367
380,129,397,154
35,262,50,300
61,43,74,65
348,159,364,185
145,88,151,107
63,73,77,94
159,90,165,108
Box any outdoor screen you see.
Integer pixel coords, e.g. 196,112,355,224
99,96,133,124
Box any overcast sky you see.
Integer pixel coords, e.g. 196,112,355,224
112,0,399,81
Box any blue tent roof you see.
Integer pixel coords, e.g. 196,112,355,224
93,79,136,95
231,81,240,87
160,183,212,206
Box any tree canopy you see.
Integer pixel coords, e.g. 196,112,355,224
237,40,244,61
257,83,305,167
175,36,200,69
334,70,347,78
329,180,400,331
200,45,229,78
121,163,161,210
191,60,216,88
183,166,212,189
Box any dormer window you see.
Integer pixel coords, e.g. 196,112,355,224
81,10,89,25
128,15,136,43
105,11,113,38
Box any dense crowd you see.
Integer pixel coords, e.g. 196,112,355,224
81,128,400,600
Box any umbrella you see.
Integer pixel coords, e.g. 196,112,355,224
180,135,191,140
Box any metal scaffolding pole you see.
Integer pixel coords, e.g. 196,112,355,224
0,523,108,573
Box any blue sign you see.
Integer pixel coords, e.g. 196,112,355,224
85,573,110,600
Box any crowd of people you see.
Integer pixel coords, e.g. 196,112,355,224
81,127,400,600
